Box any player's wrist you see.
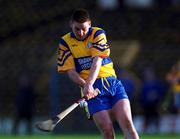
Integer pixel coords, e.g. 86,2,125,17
85,78,94,86
79,80,86,87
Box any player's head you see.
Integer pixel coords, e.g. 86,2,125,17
70,9,91,40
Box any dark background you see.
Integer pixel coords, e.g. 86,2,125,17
0,0,179,135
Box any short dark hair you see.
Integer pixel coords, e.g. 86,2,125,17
71,9,90,23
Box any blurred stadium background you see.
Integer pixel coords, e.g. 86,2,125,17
0,0,180,138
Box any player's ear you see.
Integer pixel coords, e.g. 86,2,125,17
88,20,91,26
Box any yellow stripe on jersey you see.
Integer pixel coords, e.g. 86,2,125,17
57,39,75,72
57,27,116,79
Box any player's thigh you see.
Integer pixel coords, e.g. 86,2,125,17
92,110,113,130
112,99,133,127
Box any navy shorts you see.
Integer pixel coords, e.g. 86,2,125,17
87,76,128,115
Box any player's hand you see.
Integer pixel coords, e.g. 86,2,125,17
83,84,98,100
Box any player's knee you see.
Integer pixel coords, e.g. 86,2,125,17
126,119,133,128
122,117,134,131
101,123,114,138
123,118,137,136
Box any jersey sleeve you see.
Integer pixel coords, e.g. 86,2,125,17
57,38,75,72
90,29,110,58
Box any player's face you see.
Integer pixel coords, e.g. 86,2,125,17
71,20,91,40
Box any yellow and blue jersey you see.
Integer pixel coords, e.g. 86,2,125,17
57,27,116,80
57,27,129,116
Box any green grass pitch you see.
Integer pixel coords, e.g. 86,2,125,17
0,134,179,139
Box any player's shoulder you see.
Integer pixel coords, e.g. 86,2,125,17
59,32,71,47
92,27,106,39
92,27,105,32
59,32,72,45
61,32,71,40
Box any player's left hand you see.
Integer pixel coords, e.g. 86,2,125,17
83,84,98,100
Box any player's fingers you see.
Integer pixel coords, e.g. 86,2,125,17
86,94,91,100
95,88,100,94
93,91,98,96
93,88,100,97
87,93,94,100
86,88,100,100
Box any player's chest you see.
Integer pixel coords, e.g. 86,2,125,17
68,40,92,58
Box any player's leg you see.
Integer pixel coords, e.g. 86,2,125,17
92,110,115,139
112,99,139,139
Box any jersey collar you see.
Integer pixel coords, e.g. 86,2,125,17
70,27,93,41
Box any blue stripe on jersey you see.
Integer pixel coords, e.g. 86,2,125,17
102,57,112,66
58,53,72,66
94,29,106,39
74,56,92,73
58,48,70,61
93,44,109,51
58,38,71,66
59,38,69,48
70,32,76,38
74,56,112,73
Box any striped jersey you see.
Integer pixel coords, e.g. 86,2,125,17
57,27,116,80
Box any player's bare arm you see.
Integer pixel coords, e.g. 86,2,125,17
67,69,86,87
83,56,102,99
